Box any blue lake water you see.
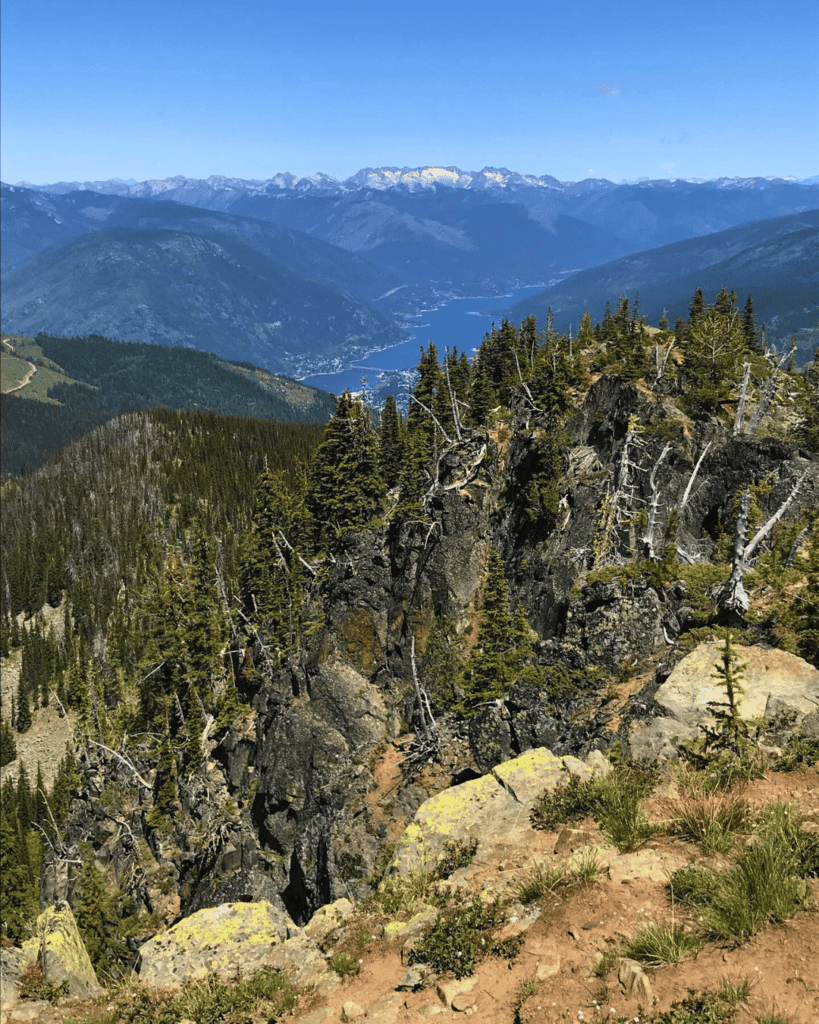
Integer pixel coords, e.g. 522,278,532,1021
303,284,545,399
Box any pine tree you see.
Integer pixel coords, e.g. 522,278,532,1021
458,549,540,710
688,287,706,324
75,853,129,982
0,791,37,943
0,716,16,768
306,391,386,551
15,675,31,733
682,309,746,414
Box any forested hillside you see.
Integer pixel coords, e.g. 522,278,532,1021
1,286,817,990
1,332,335,477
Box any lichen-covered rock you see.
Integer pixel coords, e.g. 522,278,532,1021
392,747,609,875
137,900,304,989
30,902,100,998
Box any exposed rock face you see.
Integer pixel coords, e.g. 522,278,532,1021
626,643,819,759
137,901,332,990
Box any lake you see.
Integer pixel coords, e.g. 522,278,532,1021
303,284,546,402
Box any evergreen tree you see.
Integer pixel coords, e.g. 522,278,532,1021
682,309,746,414
0,716,16,768
74,853,129,982
458,549,540,710
15,675,31,734
700,632,751,757
688,287,706,324
714,286,737,318
306,391,386,551
741,293,759,352
0,790,37,943
377,394,404,488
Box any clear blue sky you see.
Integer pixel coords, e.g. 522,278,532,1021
2,0,817,185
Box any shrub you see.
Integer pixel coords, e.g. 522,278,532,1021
408,898,521,979
773,731,819,771
375,868,435,916
623,924,703,964
329,952,360,980
532,765,658,852
434,837,478,880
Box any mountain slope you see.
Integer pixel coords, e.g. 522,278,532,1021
506,210,819,357
0,227,406,376
0,331,334,476
0,184,399,301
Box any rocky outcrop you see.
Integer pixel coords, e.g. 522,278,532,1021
626,642,819,759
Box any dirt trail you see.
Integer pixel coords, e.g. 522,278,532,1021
2,360,37,394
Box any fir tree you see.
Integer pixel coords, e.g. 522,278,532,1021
458,549,540,710
0,716,16,768
75,853,129,981
682,309,746,414
741,293,759,352
378,394,404,488
700,632,750,757
306,391,386,551
15,675,31,733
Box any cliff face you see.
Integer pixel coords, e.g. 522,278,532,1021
43,372,818,929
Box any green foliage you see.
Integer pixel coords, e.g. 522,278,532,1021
515,861,567,903
374,868,435,917
408,897,521,979
329,952,360,979
104,967,299,1024
665,792,754,854
681,304,747,415
699,633,752,758
75,854,132,982
623,923,703,964
0,715,17,767
377,394,404,488
306,391,386,551
702,837,812,944
18,961,69,1003
531,766,657,851
669,864,724,907
457,549,541,711
433,837,478,880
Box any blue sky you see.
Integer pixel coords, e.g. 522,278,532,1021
2,0,817,184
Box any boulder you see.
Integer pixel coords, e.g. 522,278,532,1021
627,643,819,759
30,902,100,998
392,747,610,876
137,900,327,990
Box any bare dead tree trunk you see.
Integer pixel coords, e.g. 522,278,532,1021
744,343,796,436
733,362,751,435
786,525,810,567
444,349,463,442
716,471,808,614
410,636,437,747
641,443,671,559
409,394,452,446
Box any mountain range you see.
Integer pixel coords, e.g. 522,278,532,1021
2,168,817,376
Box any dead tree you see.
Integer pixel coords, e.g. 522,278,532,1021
716,471,808,614
744,342,796,436
733,362,751,435
641,443,672,559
